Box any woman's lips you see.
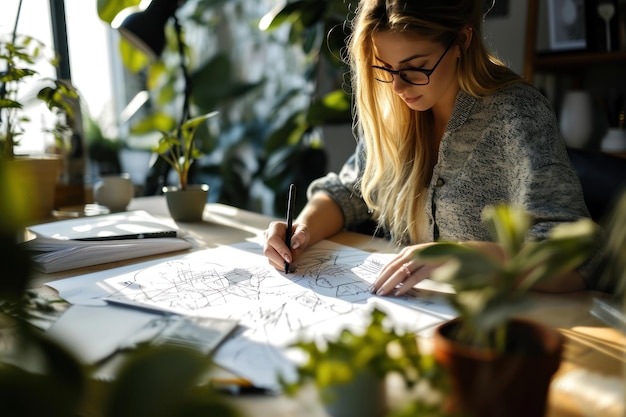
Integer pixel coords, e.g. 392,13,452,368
403,96,420,104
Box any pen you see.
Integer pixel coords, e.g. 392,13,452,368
284,183,296,274
74,231,178,241
211,378,276,396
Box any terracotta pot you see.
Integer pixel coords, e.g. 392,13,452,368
433,318,563,417
6,155,63,222
163,184,209,222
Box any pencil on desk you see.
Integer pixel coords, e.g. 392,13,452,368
73,231,178,241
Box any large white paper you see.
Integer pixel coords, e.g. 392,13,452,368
47,240,456,390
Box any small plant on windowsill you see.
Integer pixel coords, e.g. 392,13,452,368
153,111,218,191
411,204,602,417
281,308,452,417
0,33,78,160
154,111,218,222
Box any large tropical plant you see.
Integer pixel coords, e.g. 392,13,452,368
97,0,353,216
259,0,353,214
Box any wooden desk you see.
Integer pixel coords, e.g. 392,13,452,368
38,197,625,417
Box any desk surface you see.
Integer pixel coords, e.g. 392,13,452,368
39,196,625,417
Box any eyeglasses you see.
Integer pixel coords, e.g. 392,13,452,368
371,39,456,86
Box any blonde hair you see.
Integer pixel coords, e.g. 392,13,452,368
347,0,525,244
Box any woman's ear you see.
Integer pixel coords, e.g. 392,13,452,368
462,26,473,51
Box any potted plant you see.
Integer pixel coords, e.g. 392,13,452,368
0,31,79,222
155,111,218,221
411,204,601,417
281,307,451,417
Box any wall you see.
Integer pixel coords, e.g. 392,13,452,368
483,0,529,77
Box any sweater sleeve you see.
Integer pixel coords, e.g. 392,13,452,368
307,140,374,228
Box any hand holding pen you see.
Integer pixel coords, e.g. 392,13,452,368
284,184,296,273
261,184,305,272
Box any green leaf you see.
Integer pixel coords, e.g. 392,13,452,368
0,98,22,109
119,37,151,73
259,1,306,32
482,205,530,257
97,0,140,24
182,112,219,132
307,90,352,126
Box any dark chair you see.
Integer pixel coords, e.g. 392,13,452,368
567,148,626,224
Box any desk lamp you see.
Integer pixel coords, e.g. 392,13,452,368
116,0,180,61
115,0,191,131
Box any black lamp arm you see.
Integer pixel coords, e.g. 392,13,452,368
173,15,192,137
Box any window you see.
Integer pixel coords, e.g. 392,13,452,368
1,0,119,154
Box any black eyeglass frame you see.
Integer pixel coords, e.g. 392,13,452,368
371,39,457,86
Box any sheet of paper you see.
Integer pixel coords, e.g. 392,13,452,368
45,304,161,364
47,240,456,390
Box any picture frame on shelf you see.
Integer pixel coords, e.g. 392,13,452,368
547,0,587,51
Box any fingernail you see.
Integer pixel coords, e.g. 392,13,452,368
291,240,300,250
283,252,291,263
376,288,385,296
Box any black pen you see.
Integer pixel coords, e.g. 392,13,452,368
284,183,296,274
74,231,178,241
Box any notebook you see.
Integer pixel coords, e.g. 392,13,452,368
21,210,193,273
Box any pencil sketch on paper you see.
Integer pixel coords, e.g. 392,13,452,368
104,240,452,345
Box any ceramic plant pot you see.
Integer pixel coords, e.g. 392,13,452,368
322,370,386,417
433,318,563,417
163,184,209,222
7,154,63,221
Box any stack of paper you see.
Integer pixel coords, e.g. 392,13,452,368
21,211,193,273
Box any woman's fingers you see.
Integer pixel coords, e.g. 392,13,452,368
263,221,290,269
263,221,310,271
373,262,429,296
372,246,434,296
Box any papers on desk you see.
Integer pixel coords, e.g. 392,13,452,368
46,304,238,364
590,297,626,334
21,210,192,273
46,240,456,390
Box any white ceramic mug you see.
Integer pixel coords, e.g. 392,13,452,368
93,174,134,212
601,128,626,153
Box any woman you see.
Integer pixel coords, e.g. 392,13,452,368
264,0,599,293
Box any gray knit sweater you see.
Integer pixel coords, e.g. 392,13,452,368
308,83,603,288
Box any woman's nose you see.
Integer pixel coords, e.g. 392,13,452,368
392,76,409,94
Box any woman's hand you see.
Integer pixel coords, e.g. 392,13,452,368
370,243,440,296
263,221,311,271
